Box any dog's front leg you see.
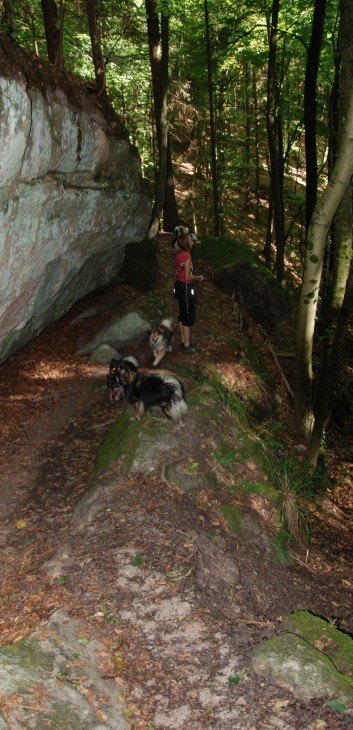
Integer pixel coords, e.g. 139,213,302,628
172,419,185,433
134,401,144,420
152,350,165,367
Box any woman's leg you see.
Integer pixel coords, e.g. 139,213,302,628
178,301,195,349
180,323,191,346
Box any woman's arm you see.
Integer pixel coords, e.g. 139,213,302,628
184,258,205,283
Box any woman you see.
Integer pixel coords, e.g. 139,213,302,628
174,233,205,353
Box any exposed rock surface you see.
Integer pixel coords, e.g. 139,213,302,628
0,34,150,363
0,609,129,729
76,311,151,354
252,632,353,704
216,264,291,333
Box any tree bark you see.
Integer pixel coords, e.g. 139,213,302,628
265,0,285,282
304,0,327,233
205,0,221,236
295,64,353,442
3,0,16,39
145,0,177,236
307,0,353,465
145,3,169,238
41,0,62,67
252,68,261,220
85,0,106,97
163,141,179,232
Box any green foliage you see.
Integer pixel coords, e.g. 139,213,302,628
266,455,314,545
197,236,263,272
214,437,237,467
273,530,293,565
325,700,348,713
227,675,240,684
7,0,340,233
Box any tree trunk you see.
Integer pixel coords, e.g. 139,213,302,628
308,210,353,464
243,63,251,211
163,139,179,232
205,0,221,236
145,0,177,236
266,0,285,282
85,0,106,97
295,73,353,442
145,5,169,238
3,0,16,39
41,0,62,67
307,0,353,465
304,0,327,233
252,68,261,220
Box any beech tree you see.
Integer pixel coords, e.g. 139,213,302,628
304,0,328,233
41,0,62,67
3,0,15,38
295,0,353,456
85,0,106,96
265,0,285,283
204,0,221,236
305,0,353,466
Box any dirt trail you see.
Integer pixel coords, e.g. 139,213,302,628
0,235,352,729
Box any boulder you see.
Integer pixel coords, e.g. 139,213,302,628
76,311,150,354
252,632,353,705
0,34,151,363
217,264,291,333
0,609,129,728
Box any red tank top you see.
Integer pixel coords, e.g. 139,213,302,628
176,251,193,283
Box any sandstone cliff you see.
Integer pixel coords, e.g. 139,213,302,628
0,35,151,363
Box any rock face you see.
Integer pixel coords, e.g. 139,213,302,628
0,35,151,363
216,264,291,333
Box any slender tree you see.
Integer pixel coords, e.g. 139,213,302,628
85,0,106,97
145,0,178,234
295,0,353,445
306,0,353,465
41,0,62,67
145,0,170,238
304,0,327,233
205,0,221,236
3,0,16,39
265,0,285,282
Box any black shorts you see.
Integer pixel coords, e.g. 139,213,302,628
178,299,196,327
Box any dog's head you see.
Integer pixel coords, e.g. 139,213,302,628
108,356,139,394
107,376,124,402
174,225,189,237
148,318,173,346
149,323,167,347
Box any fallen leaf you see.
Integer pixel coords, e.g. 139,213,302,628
16,519,28,529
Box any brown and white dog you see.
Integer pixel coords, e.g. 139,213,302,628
107,355,188,428
172,226,200,252
148,317,174,366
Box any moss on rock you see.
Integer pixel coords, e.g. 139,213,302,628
252,632,353,705
282,610,353,678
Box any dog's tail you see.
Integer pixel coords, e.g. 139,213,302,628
160,317,173,332
123,355,140,370
162,374,188,423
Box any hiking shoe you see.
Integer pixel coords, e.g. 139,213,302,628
180,343,200,353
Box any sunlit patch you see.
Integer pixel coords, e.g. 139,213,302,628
27,363,78,380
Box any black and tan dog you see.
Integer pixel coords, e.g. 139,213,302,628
107,355,138,403
107,355,188,428
148,317,174,366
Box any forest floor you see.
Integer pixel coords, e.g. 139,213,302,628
0,233,353,729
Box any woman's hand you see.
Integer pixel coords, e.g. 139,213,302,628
198,275,205,283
